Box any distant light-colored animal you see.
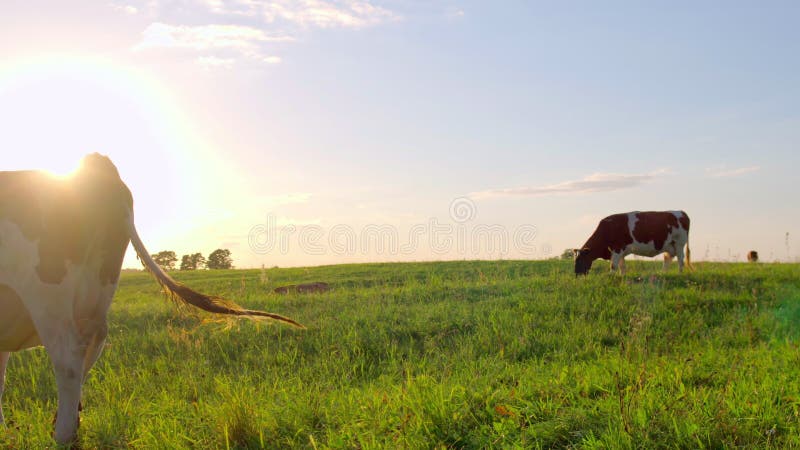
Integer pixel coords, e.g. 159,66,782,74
747,250,759,262
575,211,693,275
0,154,303,445
274,281,330,294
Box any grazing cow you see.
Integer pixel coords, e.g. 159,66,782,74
0,154,303,444
747,250,759,262
575,211,692,275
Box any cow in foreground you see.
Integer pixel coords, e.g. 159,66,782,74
575,211,693,275
0,154,303,444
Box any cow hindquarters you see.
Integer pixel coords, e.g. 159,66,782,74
0,352,8,425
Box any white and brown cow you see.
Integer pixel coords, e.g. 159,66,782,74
0,153,303,444
574,210,693,275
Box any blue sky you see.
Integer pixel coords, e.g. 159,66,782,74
1,1,798,267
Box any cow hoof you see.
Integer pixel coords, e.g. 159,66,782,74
53,431,80,448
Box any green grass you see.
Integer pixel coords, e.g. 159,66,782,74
2,260,800,448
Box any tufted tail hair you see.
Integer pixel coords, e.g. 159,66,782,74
126,209,304,328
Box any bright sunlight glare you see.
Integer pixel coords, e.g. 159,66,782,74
0,55,182,173
0,55,220,266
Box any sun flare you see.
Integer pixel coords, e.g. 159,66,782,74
0,54,196,174
0,54,225,267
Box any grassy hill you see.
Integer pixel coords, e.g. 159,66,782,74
2,260,800,448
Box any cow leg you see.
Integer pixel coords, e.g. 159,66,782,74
610,253,624,274
46,332,85,444
46,316,109,445
81,323,108,384
29,313,93,445
619,257,627,275
676,246,686,273
0,352,9,425
663,254,673,271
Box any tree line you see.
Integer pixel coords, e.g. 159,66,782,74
151,249,233,271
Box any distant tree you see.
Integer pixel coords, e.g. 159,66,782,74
179,255,193,270
191,253,206,269
179,253,207,270
152,251,177,271
560,248,577,260
207,249,233,270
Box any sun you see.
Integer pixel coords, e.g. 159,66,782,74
0,53,215,203
0,54,222,264
0,54,197,174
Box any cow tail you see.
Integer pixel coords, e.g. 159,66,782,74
126,208,305,328
685,239,694,271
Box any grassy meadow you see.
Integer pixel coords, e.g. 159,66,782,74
1,260,800,448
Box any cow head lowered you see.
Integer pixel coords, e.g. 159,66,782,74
574,247,595,276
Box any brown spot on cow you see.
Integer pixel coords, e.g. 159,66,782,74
585,213,633,258
0,284,41,351
632,212,679,251
678,213,690,231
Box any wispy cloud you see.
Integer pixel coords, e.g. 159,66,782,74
200,0,401,27
445,7,465,20
133,22,291,64
109,3,139,15
705,165,760,178
200,0,262,17
261,0,400,28
128,1,400,67
470,170,668,199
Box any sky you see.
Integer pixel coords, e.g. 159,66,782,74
1,1,798,268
